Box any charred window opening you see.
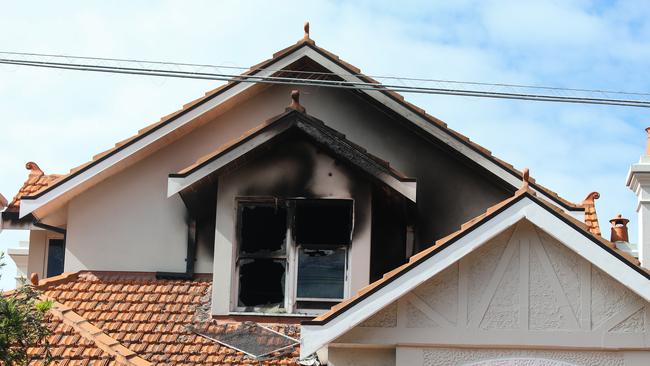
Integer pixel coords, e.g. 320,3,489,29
237,202,288,310
294,200,353,247
236,198,353,313
238,259,285,307
240,205,287,254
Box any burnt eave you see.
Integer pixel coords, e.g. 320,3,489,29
168,109,417,202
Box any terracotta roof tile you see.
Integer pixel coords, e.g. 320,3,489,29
581,191,601,236
5,162,62,213
28,271,299,365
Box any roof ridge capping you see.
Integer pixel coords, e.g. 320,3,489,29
46,297,151,366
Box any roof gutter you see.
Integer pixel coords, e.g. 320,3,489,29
32,218,67,235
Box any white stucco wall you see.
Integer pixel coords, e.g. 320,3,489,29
61,83,509,274
396,347,650,366
331,220,650,363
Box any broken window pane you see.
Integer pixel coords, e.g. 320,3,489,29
297,248,345,299
238,259,285,308
294,200,353,247
240,205,287,254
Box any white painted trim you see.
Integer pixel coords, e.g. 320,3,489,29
21,43,576,218
19,47,311,218
300,196,650,358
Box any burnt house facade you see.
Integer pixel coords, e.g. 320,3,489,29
3,25,648,366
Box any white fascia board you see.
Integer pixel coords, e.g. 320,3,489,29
300,47,578,214
167,124,289,197
19,48,311,219
300,196,650,358
21,43,574,218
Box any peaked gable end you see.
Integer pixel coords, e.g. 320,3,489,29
300,192,649,357
19,37,582,221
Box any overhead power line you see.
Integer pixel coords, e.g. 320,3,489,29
1,51,650,108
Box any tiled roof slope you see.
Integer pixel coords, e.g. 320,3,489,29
29,272,299,366
18,33,582,214
30,314,123,366
309,186,646,325
4,162,61,214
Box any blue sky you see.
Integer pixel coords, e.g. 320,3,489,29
1,0,649,290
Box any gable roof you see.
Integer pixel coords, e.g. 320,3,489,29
27,271,300,366
17,31,583,220
299,186,648,358
168,105,416,202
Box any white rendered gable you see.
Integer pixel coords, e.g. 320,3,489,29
300,196,650,357
20,44,579,220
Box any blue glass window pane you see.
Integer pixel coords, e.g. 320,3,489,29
46,239,65,278
297,248,345,299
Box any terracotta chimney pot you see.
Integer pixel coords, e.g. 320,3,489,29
610,214,630,243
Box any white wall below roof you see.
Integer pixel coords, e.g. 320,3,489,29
333,220,650,351
27,230,47,279
328,348,395,366
396,347,650,366
7,240,29,287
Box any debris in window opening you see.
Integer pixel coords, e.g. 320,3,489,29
240,205,287,254
294,200,353,247
238,258,285,308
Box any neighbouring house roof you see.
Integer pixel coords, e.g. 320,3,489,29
26,272,300,366
1,162,62,220
300,181,649,357
16,29,584,220
168,103,416,202
31,313,126,366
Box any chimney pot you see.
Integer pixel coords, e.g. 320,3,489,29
610,214,630,243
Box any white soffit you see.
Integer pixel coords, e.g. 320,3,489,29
299,195,650,358
21,43,575,218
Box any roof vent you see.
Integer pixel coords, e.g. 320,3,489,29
610,214,629,243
